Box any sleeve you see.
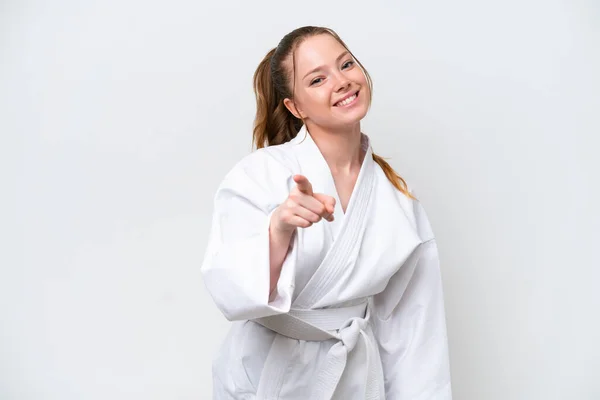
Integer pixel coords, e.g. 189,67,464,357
200,151,298,321
371,197,453,400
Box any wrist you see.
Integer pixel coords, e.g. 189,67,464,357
269,212,294,241
269,221,295,241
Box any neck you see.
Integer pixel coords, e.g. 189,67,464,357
305,122,364,174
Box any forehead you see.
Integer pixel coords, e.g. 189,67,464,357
293,34,348,73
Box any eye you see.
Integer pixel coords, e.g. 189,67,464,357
342,60,355,69
310,77,324,86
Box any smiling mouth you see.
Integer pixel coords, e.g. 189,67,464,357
334,91,359,107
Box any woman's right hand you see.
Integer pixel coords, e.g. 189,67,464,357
270,174,336,235
268,174,335,295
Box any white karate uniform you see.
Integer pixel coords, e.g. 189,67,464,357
201,125,452,399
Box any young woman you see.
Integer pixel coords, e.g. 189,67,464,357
201,26,452,400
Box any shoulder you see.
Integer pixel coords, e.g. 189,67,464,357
372,160,416,211
215,143,299,209
373,163,435,241
407,188,436,242
223,142,298,184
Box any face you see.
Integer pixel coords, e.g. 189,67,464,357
283,34,371,131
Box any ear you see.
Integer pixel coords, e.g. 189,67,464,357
283,98,306,119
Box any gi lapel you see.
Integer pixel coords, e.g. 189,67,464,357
292,129,376,309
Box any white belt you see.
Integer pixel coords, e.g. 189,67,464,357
253,300,383,399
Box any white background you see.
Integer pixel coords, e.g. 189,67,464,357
2,0,599,399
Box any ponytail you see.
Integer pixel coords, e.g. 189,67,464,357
252,49,302,149
372,154,415,199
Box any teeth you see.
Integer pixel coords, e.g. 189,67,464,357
336,94,357,106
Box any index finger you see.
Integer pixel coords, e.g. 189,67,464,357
293,174,313,196
313,193,336,214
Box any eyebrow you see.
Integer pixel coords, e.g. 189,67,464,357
302,51,351,80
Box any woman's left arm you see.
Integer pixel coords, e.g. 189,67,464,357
371,199,453,400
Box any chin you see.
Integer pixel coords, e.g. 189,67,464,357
337,106,369,126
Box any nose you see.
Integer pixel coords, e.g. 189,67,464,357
333,72,351,93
